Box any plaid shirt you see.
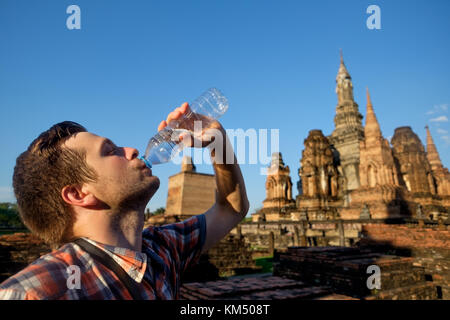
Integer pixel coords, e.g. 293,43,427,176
0,214,206,300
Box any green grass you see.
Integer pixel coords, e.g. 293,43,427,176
254,256,274,273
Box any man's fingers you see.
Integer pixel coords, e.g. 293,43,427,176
165,111,174,124
179,102,190,114
173,110,182,119
160,102,194,132
166,110,184,124
158,120,167,132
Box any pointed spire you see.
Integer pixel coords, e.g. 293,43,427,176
366,87,373,107
268,152,289,175
271,152,285,167
364,87,382,142
425,126,443,170
335,50,355,105
337,49,351,79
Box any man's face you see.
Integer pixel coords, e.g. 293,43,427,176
64,132,160,210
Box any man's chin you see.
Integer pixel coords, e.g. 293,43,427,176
146,176,160,199
117,176,160,211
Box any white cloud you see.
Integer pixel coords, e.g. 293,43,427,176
426,104,448,115
430,116,449,123
437,128,448,134
0,186,15,203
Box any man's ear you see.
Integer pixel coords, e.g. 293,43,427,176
61,184,99,208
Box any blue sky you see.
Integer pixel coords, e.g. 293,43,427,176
1,0,449,215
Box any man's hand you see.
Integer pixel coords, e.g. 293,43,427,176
157,102,225,149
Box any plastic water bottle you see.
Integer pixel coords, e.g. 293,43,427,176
141,88,228,168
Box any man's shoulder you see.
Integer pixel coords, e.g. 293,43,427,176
142,214,206,257
142,215,204,235
0,243,83,300
142,215,204,244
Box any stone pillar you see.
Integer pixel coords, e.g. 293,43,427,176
299,221,308,246
293,226,300,246
236,225,242,239
268,232,275,256
338,219,345,247
427,174,436,195
438,216,446,231
331,176,338,197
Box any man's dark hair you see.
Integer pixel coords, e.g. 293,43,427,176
13,121,97,245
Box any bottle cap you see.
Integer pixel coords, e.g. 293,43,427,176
140,156,152,169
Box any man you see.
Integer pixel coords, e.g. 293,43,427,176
0,102,249,299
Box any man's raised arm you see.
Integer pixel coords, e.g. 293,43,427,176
201,124,249,252
157,102,249,253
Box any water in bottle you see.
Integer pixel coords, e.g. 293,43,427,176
141,88,228,168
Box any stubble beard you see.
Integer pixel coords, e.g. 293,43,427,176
113,175,159,224
94,166,159,234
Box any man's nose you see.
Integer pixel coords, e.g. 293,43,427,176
124,147,139,160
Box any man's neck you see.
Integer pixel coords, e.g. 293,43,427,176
74,208,145,252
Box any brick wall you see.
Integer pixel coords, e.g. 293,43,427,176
360,224,450,299
361,224,449,249
0,233,51,283
237,221,363,256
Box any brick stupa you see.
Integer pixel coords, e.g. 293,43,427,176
328,51,364,192
340,88,407,219
425,126,450,208
295,130,342,220
253,153,296,222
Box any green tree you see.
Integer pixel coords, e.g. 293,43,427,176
0,202,24,228
152,207,165,216
241,217,253,223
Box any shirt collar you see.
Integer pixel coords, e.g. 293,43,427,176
81,237,148,283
